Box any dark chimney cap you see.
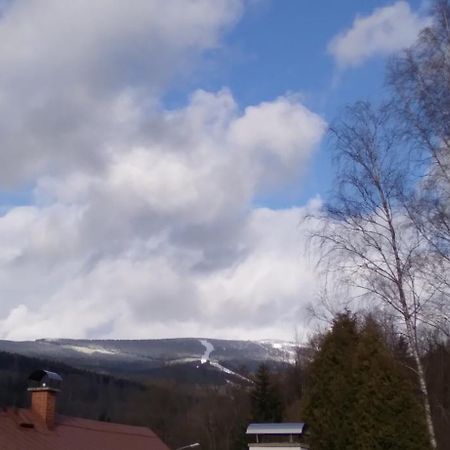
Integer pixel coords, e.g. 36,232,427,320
27,370,62,392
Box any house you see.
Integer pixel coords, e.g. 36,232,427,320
0,369,171,450
246,423,309,449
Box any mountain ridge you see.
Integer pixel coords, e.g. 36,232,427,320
0,337,303,385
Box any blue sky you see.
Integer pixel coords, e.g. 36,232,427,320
0,0,431,340
0,0,424,206
164,0,424,206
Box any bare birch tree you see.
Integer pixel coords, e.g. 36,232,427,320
388,0,450,336
311,102,438,448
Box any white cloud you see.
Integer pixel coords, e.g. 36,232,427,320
0,89,325,340
0,0,243,185
229,96,325,186
0,0,326,340
0,205,320,341
328,1,430,68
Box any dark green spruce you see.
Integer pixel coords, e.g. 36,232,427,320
351,318,430,450
302,312,359,450
250,364,283,422
302,313,430,450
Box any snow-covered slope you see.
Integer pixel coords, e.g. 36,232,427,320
0,337,303,384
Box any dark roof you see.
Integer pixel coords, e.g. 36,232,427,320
246,423,306,435
0,408,170,450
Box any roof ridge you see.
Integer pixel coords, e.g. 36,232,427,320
57,420,157,438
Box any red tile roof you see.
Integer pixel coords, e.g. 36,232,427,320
0,408,171,450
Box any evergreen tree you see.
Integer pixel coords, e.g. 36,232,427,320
250,364,283,422
302,312,359,450
302,313,431,450
351,318,430,450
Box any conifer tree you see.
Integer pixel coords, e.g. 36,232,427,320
302,313,431,450
250,364,283,422
351,318,430,450
302,312,359,449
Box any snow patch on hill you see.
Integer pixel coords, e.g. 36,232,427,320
199,339,214,364
64,344,118,356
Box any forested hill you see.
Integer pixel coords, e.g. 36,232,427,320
0,338,302,384
0,349,252,449
0,350,150,423
0,330,448,450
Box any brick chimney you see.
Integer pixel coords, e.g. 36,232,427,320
27,370,62,430
29,388,57,429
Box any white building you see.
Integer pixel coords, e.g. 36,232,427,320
246,423,308,449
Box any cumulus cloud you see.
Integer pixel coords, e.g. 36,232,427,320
0,88,324,340
0,0,243,184
0,0,326,340
0,205,320,341
328,1,430,68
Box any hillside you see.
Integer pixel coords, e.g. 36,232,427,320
0,349,250,448
0,338,302,385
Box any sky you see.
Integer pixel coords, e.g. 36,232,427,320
0,0,430,341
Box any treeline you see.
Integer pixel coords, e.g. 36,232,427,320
0,350,251,449
0,350,148,422
247,313,450,450
301,313,450,450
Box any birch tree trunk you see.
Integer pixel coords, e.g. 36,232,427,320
406,323,437,449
